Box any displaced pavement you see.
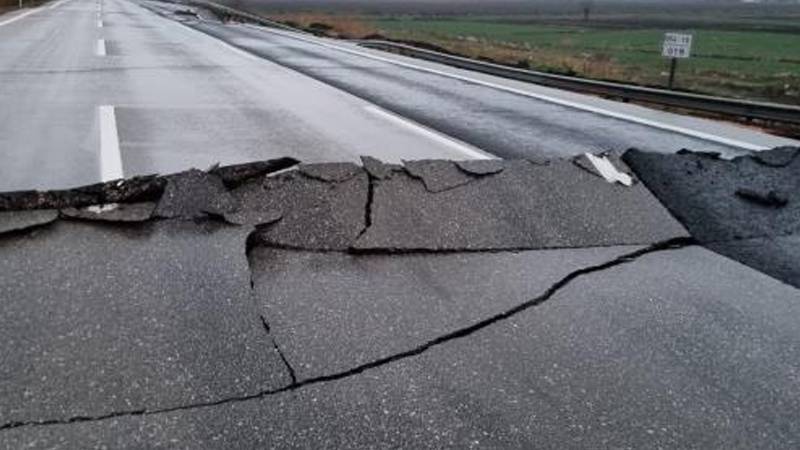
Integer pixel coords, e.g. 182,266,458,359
625,146,800,288
1,148,799,448
2,1,799,446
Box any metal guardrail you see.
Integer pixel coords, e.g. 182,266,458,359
181,1,799,126
359,41,800,126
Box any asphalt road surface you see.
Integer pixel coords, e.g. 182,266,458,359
1,154,799,448
0,0,797,192
2,3,800,447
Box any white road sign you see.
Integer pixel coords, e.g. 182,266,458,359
662,32,693,59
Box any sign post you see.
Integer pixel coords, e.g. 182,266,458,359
662,32,693,89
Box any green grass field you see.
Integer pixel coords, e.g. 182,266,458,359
372,17,800,104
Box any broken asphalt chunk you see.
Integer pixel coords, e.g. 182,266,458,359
403,160,476,193
676,148,721,159
223,178,284,226
61,202,157,223
154,169,236,220
751,146,800,168
623,147,800,241
209,157,299,189
244,166,368,251
455,159,505,176
0,209,58,235
355,159,686,252
360,156,400,180
0,176,164,211
298,162,362,183
624,146,800,287
225,207,283,227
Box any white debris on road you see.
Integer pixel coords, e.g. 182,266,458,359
585,153,633,186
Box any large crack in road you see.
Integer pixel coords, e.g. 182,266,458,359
1,148,799,448
0,236,693,431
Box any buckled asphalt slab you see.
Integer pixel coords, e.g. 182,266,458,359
354,158,685,252
624,146,800,287
244,165,369,251
0,209,58,235
61,202,157,222
153,169,237,220
1,150,799,448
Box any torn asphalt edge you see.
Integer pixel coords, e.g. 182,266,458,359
1,147,797,431
623,146,800,287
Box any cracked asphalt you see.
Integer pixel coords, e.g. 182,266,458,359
1,149,799,448
2,0,799,446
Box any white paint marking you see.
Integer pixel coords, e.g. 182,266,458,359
364,105,493,160
256,26,767,152
96,39,106,56
0,7,40,26
99,106,123,181
151,12,495,161
585,153,633,186
97,19,102,28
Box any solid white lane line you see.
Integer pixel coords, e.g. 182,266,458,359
96,39,106,56
364,105,493,160
0,7,40,26
99,106,123,181
155,13,495,160
255,26,767,152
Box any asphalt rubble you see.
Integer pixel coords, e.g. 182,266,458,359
0,148,799,449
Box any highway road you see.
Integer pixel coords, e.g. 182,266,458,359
2,3,800,447
0,0,797,192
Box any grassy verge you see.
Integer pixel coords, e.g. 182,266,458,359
374,18,800,104
257,11,799,105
